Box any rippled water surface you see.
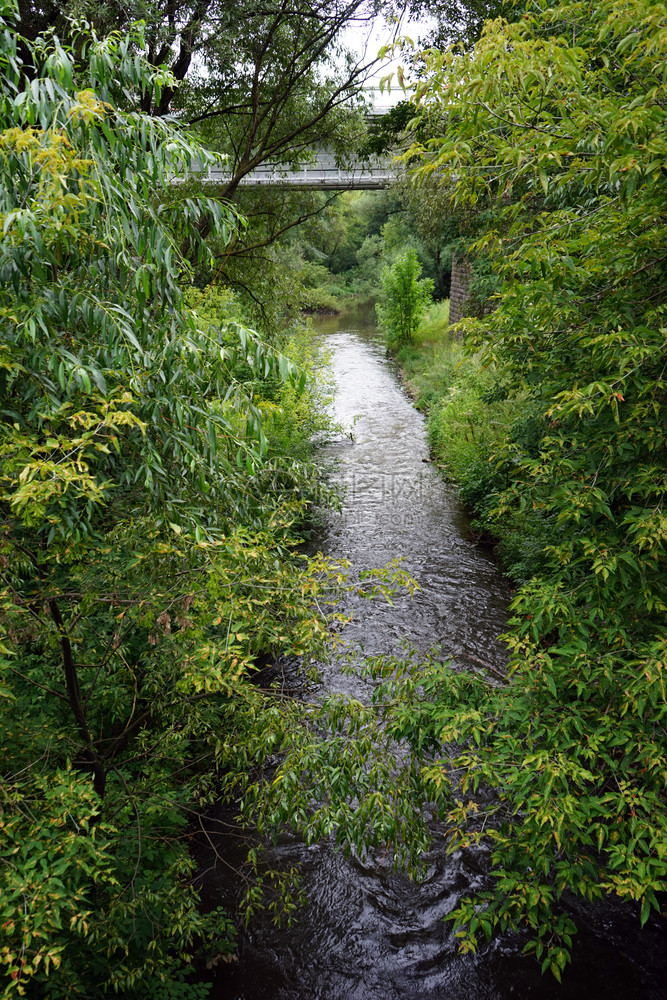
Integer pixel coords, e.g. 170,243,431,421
206,305,666,1000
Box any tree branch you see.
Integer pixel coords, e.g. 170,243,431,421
48,598,107,797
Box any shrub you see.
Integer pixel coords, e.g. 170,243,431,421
376,248,434,350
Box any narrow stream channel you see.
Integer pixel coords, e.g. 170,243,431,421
206,304,665,1000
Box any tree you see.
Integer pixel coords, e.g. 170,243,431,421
375,0,514,51
380,0,667,977
14,0,389,322
376,247,434,348
408,0,513,47
195,185,346,329
0,9,362,994
180,0,377,197
169,0,381,302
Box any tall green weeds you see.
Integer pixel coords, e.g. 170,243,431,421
399,306,555,584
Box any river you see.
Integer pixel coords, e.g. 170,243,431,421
204,303,665,1000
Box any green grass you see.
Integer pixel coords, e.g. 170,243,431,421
394,301,552,579
413,299,450,346
301,286,342,314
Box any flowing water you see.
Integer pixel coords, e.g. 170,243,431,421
204,304,665,1000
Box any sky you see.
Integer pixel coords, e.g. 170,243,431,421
340,9,435,107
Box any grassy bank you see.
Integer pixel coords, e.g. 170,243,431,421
395,302,541,583
301,284,378,317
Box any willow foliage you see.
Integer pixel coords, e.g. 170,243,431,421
0,7,356,996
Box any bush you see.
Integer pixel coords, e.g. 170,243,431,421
387,0,667,975
376,248,434,350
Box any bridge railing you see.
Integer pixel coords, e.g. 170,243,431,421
189,151,396,190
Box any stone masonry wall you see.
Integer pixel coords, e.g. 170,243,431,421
448,253,473,325
449,253,497,325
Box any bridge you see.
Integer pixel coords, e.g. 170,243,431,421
191,90,399,191
196,149,396,190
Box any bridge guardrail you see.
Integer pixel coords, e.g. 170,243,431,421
183,153,396,190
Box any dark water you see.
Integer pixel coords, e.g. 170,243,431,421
205,304,666,1000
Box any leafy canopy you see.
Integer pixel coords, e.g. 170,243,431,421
377,0,667,979
0,6,374,996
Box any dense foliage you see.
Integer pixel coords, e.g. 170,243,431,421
375,0,667,977
0,9,387,995
16,0,384,324
7,0,667,989
293,186,450,311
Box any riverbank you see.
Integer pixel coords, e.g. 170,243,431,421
301,290,377,318
393,300,557,587
392,303,531,581
390,298,667,977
